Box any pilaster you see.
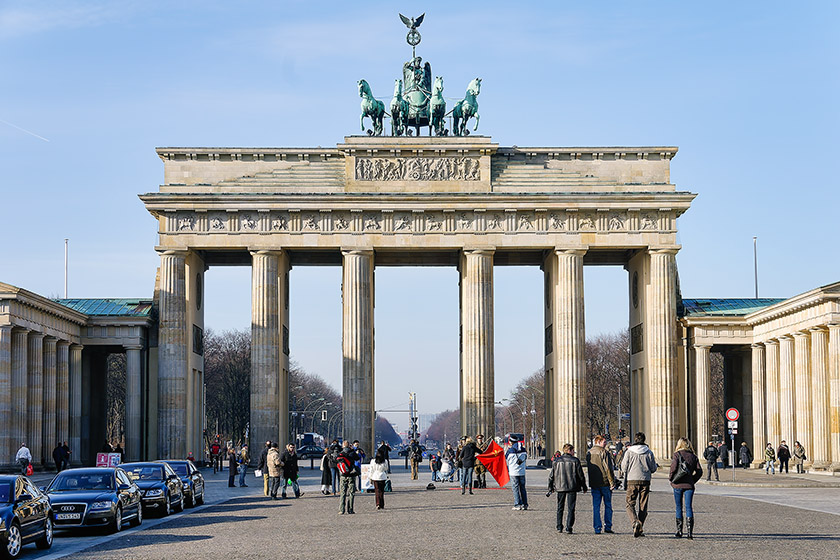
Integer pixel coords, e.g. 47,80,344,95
765,339,781,447
42,337,57,465
27,333,45,466
828,324,840,471
125,345,144,462
750,343,766,467
808,327,830,469
0,326,12,467
694,344,712,452
778,335,795,445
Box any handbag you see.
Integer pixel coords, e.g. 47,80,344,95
671,453,692,484
25,463,33,476
254,469,263,477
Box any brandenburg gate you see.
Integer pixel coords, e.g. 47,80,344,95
141,135,694,461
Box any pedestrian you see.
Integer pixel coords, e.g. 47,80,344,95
409,439,422,480
320,447,332,495
328,439,342,495
377,440,392,474
210,439,222,473
455,438,465,483
352,441,366,491
337,441,360,514
547,443,587,534
227,447,237,487
718,442,729,469
257,440,271,496
52,442,65,473
702,441,720,481
620,432,658,538
459,436,480,495
101,441,113,453
669,437,702,539
506,435,528,511
442,443,455,482
764,443,776,474
61,441,71,470
113,443,125,464
474,434,488,489
586,435,616,534
280,443,303,498
369,448,389,510
15,443,31,475
267,443,284,499
777,441,790,473
739,442,753,469
430,454,439,481
792,441,807,473
238,445,249,487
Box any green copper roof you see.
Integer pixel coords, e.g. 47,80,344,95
680,298,785,318
54,299,154,317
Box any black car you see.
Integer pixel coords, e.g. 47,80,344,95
296,446,325,461
122,462,184,517
159,461,205,507
0,475,52,559
45,468,141,534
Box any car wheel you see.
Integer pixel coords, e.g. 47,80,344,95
174,493,184,513
195,487,204,506
163,494,171,517
129,503,143,527
187,485,195,508
3,521,22,559
109,506,122,534
35,515,53,550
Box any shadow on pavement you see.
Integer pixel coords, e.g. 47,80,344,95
80,533,212,553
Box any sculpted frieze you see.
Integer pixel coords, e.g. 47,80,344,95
355,157,480,181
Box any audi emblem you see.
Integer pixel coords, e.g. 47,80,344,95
61,506,75,512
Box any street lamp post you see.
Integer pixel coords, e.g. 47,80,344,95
495,401,515,436
523,384,543,457
298,397,325,443
327,411,344,442
503,398,527,436
311,402,334,432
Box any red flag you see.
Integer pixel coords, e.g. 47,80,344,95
476,440,510,487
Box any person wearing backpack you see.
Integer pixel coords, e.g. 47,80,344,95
702,441,719,481
669,437,702,539
337,441,360,514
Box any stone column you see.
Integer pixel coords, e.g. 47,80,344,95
125,345,143,462
778,335,795,445
809,327,830,469
827,324,840,471
647,248,680,461
460,249,495,441
765,339,781,446
27,333,45,466
157,250,188,459
69,345,83,465
250,250,280,451
11,329,29,462
42,337,57,465
342,250,375,455
793,331,812,464
0,326,11,467
694,344,712,452
56,342,70,446
750,343,766,467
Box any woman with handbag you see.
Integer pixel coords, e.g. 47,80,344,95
369,448,389,509
668,437,702,539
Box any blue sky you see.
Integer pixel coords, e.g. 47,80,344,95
2,1,838,422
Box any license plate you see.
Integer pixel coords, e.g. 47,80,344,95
56,513,81,520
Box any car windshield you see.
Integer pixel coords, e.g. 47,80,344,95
50,473,114,492
168,464,188,476
125,466,165,481
0,482,11,503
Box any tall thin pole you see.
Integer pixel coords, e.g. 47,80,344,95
64,238,69,298
753,236,758,298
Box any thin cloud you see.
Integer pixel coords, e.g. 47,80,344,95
0,0,136,38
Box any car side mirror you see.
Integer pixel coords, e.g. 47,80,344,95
118,484,131,491
169,474,179,481
16,494,32,503
39,486,46,492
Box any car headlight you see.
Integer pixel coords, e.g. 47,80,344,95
0,519,5,530
145,488,164,497
90,501,113,510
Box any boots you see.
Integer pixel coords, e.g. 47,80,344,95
674,518,683,538
686,517,694,539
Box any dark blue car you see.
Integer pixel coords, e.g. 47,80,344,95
121,462,184,517
45,468,142,533
159,461,205,508
0,475,53,558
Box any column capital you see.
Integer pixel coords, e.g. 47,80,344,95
28,332,46,341
341,248,374,257
554,248,586,257
56,339,71,348
827,323,840,331
156,248,189,256
43,336,58,346
694,344,712,350
124,344,144,351
792,331,810,339
249,249,284,257
764,338,779,346
463,247,496,256
70,343,84,351
809,326,828,334
648,247,680,255
778,334,794,341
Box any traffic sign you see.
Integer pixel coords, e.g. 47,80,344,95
727,420,738,428
728,428,738,435
621,413,631,420
725,408,740,421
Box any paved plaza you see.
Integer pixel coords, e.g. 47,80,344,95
25,461,840,560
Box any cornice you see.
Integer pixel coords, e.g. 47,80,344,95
0,282,88,325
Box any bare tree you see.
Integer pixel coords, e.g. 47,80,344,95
204,329,251,444
106,353,126,446
425,409,460,446
583,331,630,438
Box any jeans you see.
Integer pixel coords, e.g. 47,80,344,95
706,461,719,480
765,460,775,474
238,464,247,487
625,481,650,526
511,475,528,507
339,476,356,513
556,491,577,531
331,467,340,493
673,487,695,518
591,486,613,532
269,476,283,497
779,458,789,473
283,478,300,498
461,467,474,490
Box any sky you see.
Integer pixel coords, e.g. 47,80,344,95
2,1,838,428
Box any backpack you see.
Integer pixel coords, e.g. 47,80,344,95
336,454,354,475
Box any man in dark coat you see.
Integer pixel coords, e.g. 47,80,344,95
328,439,342,494
459,436,480,495
61,442,71,470
777,441,791,473
703,441,720,481
52,442,66,473
280,443,303,498
548,443,587,534
739,442,753,469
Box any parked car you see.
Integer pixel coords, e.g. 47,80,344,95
296,446,325,461
121,462,184,517
45,467,141,534
159,461,205,507
0,475,53,559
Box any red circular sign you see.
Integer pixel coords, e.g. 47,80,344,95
725,408,740,421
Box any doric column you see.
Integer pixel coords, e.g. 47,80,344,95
69,345,83,465
694,344,712,452
342,249,375,455
793,331,812,464
125,345,143,462
42,337,58,465
809,327,830,469
56,342,70,447
27,333,45,466
0,326,12,467
778,335,795,445
765,339,781,446
828,324,840,471
250,250,281,451
750,343,766,467
647,248,680,461
157,250,188,459
10,329,29,462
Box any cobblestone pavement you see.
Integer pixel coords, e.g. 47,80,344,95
32,461,840,560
